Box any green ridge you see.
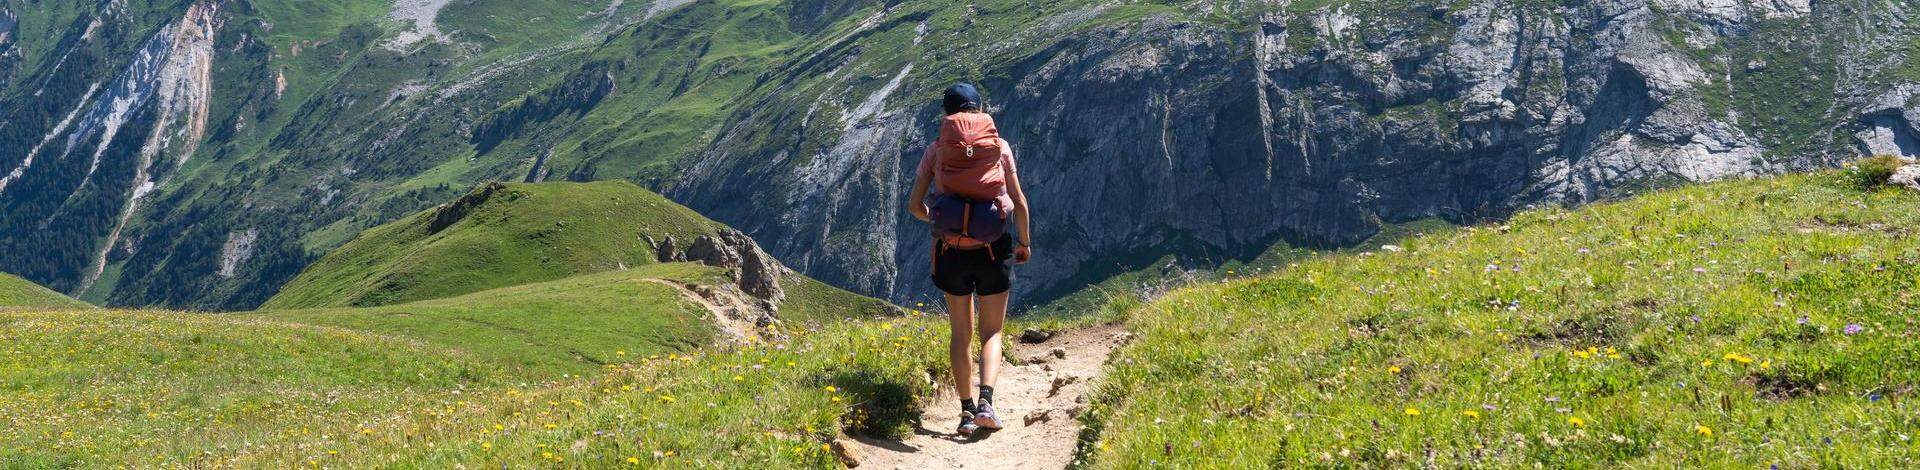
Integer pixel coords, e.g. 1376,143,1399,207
264,181,722,309
0,272,90,310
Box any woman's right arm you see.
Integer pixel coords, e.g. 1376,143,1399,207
908,154,933,223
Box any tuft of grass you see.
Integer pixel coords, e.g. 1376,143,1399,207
1083,172,1920,467
0,272,90,310
1846,155,1907,190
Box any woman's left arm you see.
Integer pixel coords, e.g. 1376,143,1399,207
1004,147,1032,263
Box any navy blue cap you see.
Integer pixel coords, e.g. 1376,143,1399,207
943,83,981,115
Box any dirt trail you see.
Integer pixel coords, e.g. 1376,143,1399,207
645,279,761,343
850,324,1128,469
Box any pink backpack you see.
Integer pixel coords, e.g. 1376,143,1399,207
932,113,1007,201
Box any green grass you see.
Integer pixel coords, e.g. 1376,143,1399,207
0,306,938,468
285,314,948,468
264,181,722,309
0,310,504,467
260,264,728,378
0,272,90,310
1083,172,1920,467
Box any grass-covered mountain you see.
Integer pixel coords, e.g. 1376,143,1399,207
2,179,911,467
264,180,726,309
1082,168,1920,467
0,271,89,309
3,0,1918,312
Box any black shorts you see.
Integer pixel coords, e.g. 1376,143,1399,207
931,235,1014,296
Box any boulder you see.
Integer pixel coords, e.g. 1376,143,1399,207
1889,163,1920,192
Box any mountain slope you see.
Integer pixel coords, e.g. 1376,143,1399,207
1084,170,1920,467
0,271,90,309
264,180,725,309
4,0,1919,312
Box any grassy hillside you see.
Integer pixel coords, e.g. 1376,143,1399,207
0,272,90,310
1084,171,1920,467
0,304,937,468
264,181,723,309
2,174,915,467
261,264,727,378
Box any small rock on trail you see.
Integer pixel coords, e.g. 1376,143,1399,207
850,324,1126,469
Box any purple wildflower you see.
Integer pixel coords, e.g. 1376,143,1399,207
1797,316,1810,325
1844,323,1865,335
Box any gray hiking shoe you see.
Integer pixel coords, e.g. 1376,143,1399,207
957,410,981,435
973,401,1003,430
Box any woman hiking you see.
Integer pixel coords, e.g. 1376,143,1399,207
907,83,1033,436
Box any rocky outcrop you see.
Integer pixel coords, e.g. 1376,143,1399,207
650,228,790,308
1889,161,1920,192
428,182,507,234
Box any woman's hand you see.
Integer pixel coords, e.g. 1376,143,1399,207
910,203,931,223
1013,245,1031,264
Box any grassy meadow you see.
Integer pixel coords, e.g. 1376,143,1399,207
1081,171,1920,467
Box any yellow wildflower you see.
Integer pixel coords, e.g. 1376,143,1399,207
1387,366,1402,374
1462,410,1481,419
824,385,838,393
1694,424,1713,437
627,457,640,464
1404,407,1420,416
1567,416,1585,427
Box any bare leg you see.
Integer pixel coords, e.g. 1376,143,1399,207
975,292,1009,391
945,294,977,402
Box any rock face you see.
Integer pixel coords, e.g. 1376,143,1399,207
671,0,1920,307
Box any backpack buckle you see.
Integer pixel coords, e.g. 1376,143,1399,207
965,145,975,158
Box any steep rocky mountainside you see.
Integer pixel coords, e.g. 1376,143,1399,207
2,0,1916,310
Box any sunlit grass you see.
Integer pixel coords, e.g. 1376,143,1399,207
1085,172,1920,467
0,307,945,468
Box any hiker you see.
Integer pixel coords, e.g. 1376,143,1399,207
907,83,1034,436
